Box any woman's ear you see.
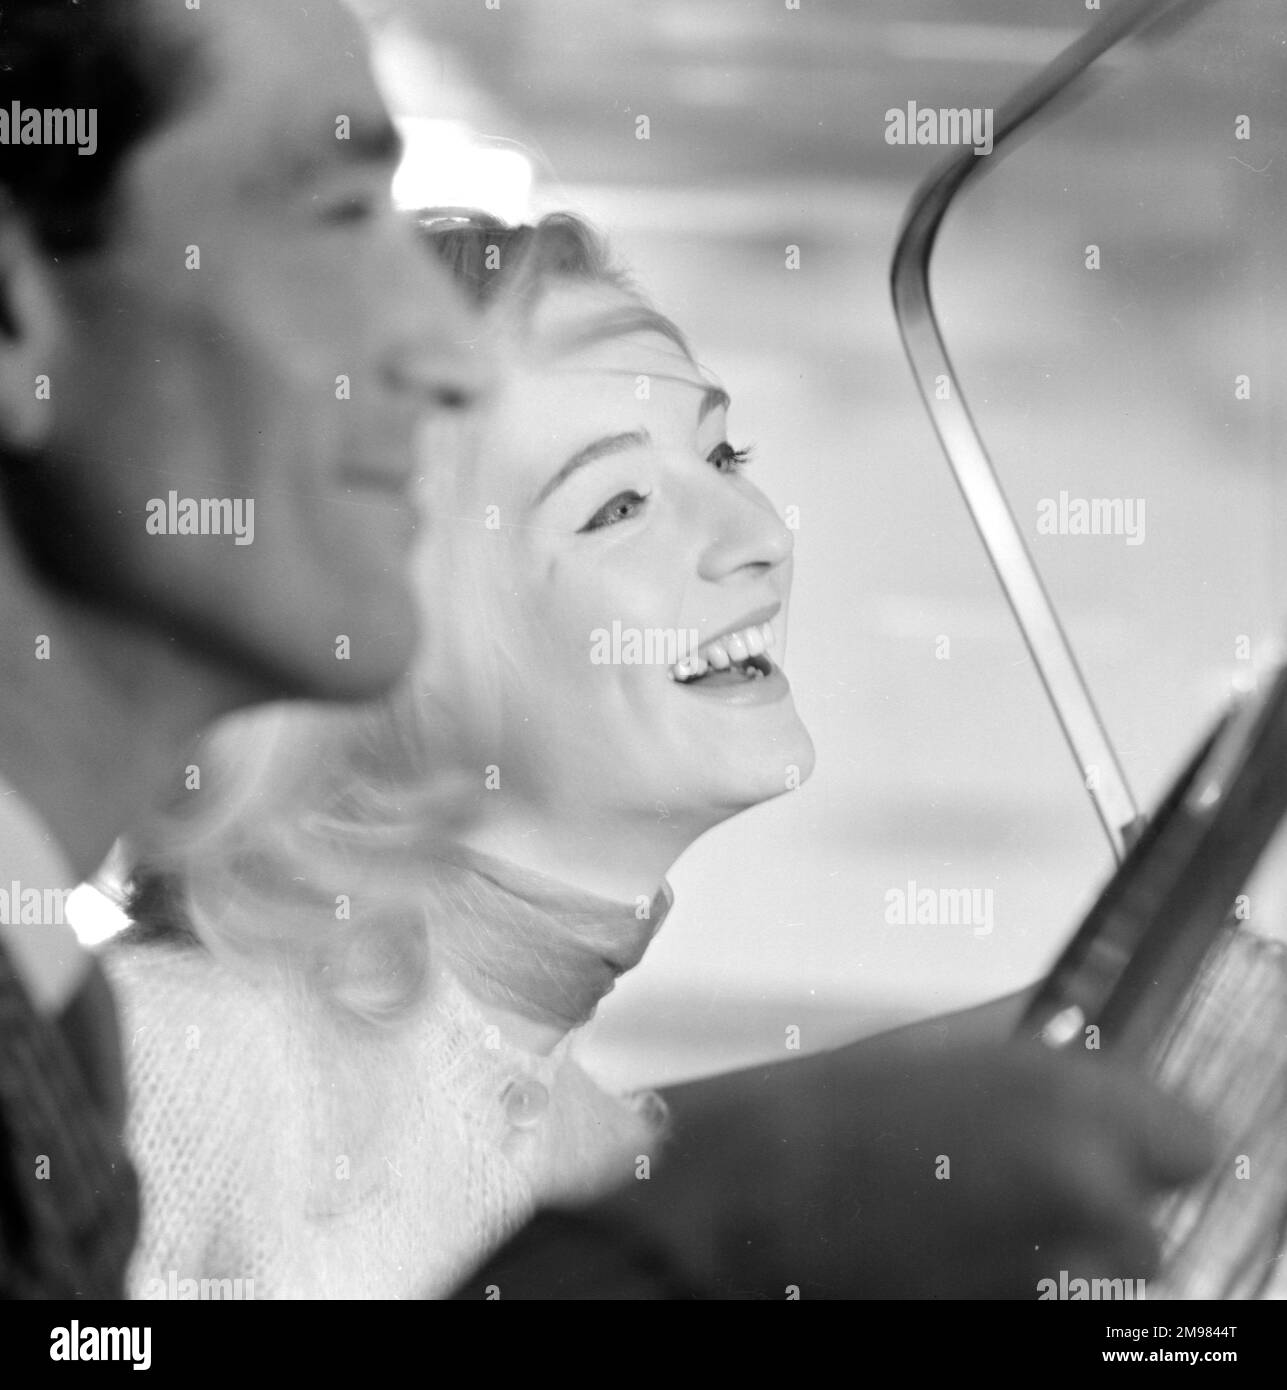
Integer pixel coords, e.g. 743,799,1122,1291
0,203,62,453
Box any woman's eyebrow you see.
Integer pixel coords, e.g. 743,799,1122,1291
532,429,652,507
530,386,730,509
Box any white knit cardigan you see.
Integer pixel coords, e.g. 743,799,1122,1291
102,936,661,1300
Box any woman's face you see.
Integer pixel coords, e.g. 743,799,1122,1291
414,280,815,850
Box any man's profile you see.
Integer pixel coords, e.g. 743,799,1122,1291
0,0,484,1296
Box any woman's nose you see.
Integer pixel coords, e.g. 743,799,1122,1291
695,485,794,582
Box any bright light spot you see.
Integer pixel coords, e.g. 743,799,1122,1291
66,882,130,947
1230,666,1259,696
1041,1004,1085,1048
392,119,534,224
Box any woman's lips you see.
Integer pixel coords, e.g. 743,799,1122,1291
671,656,791,705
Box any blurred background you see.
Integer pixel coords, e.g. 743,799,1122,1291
80,0,1287,1085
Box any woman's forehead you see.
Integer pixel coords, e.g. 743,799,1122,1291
520,281,713,391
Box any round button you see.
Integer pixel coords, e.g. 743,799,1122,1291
501,1077,550,1130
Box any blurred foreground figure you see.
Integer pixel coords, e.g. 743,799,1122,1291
0,0,1215,1301
0,0,483,1295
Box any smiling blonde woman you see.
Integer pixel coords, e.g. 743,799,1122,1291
103,212,815,1299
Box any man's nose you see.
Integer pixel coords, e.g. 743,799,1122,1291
375,246,496,411
382,337,493,412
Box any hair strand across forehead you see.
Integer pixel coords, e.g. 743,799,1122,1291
414,209,691,358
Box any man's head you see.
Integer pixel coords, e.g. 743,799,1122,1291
0,0,487,702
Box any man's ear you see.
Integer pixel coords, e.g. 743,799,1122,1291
0,202,62,453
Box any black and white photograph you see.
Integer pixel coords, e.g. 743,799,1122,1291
0,0,1283,1357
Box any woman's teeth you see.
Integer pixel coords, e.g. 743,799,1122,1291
671,621,776,683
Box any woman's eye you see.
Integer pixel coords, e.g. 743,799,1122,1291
579,490,650,533
708,441,755,474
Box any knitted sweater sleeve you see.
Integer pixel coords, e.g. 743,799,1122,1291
100,938,294,1299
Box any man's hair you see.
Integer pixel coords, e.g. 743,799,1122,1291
0,1,199,594
0,0,191,252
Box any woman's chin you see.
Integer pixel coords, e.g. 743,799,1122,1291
689,730,817,819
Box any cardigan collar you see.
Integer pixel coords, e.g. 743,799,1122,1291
424,840,671,1033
